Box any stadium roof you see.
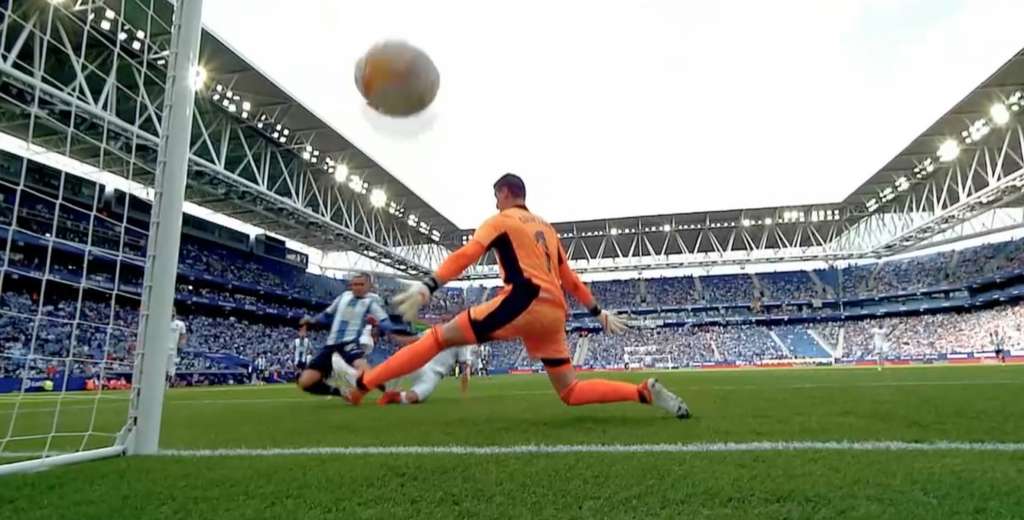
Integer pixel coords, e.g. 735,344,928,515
846,48,1024,206
454,46,1024,266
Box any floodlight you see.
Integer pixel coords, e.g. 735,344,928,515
991,103,1010,126
191,66,207,90
370,189,387,208
937,139,960,162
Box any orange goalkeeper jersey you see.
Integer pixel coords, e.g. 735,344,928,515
437,205,596,312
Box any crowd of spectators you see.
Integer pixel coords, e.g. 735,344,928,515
8,171,1024,386
839,303,1024,359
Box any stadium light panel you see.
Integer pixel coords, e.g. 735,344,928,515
662,224,671,232
742,219,751,227
369,189,387,208
347,175,363,193
937,139,960,162
991,103,1011,126
305,144,313,153
104,8,115,19
609,227,620,235
408,214,418,226
275,123,282,131
131,40,142,51
335,163,349,180
964,119,990,144
240,111,249,119
914,157,936,178
99,19,111,31
241,101,252,111
283,129,290,136
301,151,311,160
118,31,128,41
48,0,64,4
1009,91,1022,112
278,136,287,143
764,218,773,226
136,29,145,39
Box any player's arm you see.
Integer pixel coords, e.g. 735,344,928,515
392,217,499,320
557,243,628,334
302,296,340,327
557,243,597,311
368,298,401,336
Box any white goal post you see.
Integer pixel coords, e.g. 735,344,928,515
0,0,203,475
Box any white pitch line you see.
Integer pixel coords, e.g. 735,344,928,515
155,441,1024,457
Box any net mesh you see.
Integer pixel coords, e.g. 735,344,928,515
0,0,173,463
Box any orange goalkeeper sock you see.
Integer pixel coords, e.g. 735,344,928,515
558,379,643,406
359,328,444,391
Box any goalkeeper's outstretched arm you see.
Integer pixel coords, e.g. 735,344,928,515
392,241,487,321
556,243,627,334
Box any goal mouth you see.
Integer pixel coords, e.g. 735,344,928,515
1,0,206,473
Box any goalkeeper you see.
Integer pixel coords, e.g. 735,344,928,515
348,174,690,419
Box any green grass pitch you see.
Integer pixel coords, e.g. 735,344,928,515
2,364,1023,519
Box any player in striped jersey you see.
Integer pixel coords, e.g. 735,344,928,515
297,273,403,397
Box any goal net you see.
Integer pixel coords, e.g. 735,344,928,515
0,0,201,472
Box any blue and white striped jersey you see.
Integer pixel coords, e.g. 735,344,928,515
314,291,393,346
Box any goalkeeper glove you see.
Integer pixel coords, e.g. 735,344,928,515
392,276,439,322
598,310,628,334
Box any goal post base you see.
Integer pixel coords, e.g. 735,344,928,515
0,445,126,477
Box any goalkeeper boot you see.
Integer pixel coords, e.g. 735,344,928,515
643,378,691,419
377,390,402,406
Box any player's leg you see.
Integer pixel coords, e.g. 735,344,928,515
356,313,473,394
524,315,692,418
166,353,177,387
378,360,446,405
539,357,689,417
457,346,471,395
297,346,343,396
348,354,390,393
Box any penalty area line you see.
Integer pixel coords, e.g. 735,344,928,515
155,441,1024,457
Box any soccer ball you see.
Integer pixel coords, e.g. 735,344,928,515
354,40,439,117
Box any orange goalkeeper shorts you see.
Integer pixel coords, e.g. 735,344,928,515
457,284,569,361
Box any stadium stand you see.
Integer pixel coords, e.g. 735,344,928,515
4,151,1024,390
